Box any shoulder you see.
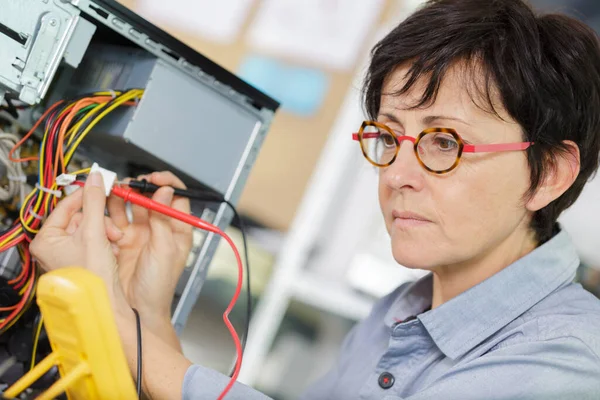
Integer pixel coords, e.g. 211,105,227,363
527,282,600,358
487,282,600,374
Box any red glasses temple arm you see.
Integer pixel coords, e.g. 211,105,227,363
463,142,533,152
352,133,379,140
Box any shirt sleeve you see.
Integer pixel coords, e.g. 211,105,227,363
182,364,273,400
407,336,600,400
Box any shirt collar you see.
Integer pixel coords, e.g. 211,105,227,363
384,229,580,360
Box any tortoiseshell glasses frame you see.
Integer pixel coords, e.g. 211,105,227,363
352,120,534,174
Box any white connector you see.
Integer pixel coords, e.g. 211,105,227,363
90,163,117,196
56,173,77,186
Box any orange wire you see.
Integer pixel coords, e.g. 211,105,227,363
0,236,25,256
9,101,64,162
8,245,29,286
55,98,96,176
55,95,128,175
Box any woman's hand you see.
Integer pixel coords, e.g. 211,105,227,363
31,172,192,398
30,172,127,308
107,171,193,327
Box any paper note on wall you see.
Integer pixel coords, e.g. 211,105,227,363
239,55,329,117
247,0,385,71
137,0,254,44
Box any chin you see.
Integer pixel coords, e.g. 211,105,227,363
390,240,438,271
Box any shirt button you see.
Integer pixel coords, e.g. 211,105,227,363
378,372,395,389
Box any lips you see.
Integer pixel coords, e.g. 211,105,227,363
392,210,432,222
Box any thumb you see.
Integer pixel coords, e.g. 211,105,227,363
149,186,175,243
82,172,108,232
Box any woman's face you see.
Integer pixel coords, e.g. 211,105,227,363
378,64,535,270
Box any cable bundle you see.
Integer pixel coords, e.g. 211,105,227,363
0,131,26,205
0,89,144,334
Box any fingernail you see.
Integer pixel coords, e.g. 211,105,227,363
88,172,104,188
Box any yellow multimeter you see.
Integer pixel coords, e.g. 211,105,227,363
4,267,136,400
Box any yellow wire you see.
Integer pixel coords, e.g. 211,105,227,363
65,89,143,164
66,104,105,147
18,103,63,233
19,188,41,235
0,227,22,248
30,315,44,370
18,280,29,296
66,91,134,147
93,90,124,97
68,167,92,176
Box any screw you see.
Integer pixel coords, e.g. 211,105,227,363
50,19,57,26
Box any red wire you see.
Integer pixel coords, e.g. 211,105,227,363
11,247,30,289
8,100,63,162
0,267,35,331
76,183,244,399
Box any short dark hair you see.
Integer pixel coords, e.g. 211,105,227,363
364,0,600,243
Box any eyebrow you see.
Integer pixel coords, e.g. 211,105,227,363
378,112,471,127
423,115,471,127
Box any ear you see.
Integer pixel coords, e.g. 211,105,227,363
526,141,580,212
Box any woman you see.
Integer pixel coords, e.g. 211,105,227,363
30,0,600,399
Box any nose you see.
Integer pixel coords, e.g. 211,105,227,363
380,138,425,191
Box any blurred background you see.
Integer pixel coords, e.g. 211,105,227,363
112,0,600,398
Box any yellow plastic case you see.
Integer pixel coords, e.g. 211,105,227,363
4,267,136,399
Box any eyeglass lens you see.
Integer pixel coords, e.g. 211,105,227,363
361,124,460,172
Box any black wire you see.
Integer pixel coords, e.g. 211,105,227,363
1,98,19,119
126,180,251,377
132,308,142,399
219,199,251,377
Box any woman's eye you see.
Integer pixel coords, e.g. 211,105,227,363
433,136,458,150
380,133,396,147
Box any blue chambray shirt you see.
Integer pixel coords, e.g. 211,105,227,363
183,229,600,399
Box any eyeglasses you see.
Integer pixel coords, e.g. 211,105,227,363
352,121,534,174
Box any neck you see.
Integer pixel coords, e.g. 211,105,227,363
431,228,538,309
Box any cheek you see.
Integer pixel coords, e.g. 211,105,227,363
439,156,530,240
378,174,392,228
387,158,530,268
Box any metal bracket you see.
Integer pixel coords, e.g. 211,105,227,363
19,13,61,104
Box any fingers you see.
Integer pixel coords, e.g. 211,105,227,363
149,186,175,242
148,171,186,190
107,194,129,229
43,187,83,230
111,243,120,257
104,216,124,243
151,186,175,213
66,212,83,235
148,172,191,214
65,212,122,242
81,172,108,231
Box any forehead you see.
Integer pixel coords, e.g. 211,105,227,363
380,62,511,124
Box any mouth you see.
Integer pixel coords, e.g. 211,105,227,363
392,210,432,228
